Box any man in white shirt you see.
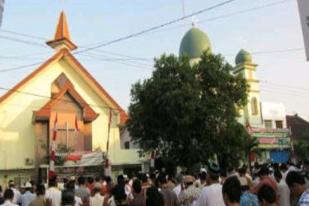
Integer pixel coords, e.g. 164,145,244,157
45,177,61,206
172,174,183,197
196,162,225,206
20,182,36,206
8,181,20,204
0,189,19,206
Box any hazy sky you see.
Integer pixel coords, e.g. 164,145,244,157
0,0,308,118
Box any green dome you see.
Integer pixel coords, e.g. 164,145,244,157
235,49,252,65
179,27,211,59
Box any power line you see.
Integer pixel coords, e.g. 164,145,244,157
79,53,154,70
74,0,237,54
0,86,122,113
0,29,47,40
147,0,291,35
0,35,48,48
260,81,309,92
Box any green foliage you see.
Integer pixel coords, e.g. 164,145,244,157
127,52,249,170
294,140,309,161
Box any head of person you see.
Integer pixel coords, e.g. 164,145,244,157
93,183,102,194
200,171,207,183
65,180,76,192
175,173,183,185
183,176,195,188
259,165,270,178
132,179,142,195
273,169,282,183
87,177,94,185
36,184,45,196
238,176,249,192
77,176,85,186
280,163,288,172
95,176,101,183
8,180,14,188
207,162,220,184
146,186,164,206
157,173,167,188
61,190,75,206
222,176,241,206
24,182,32,191
238,166,246,177
117,175,125,187
257,184,276,206
112,185,127,206
49,176,58,188
286,171,307,198
3,189,14,201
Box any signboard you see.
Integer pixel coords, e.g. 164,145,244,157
297,0,309,60
251,127,291,149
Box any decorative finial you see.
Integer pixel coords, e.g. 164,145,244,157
46,11,77,51
191,16,199,27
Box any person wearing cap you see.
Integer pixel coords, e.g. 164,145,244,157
8,180,21,204
90,183,104,206
20,182,36,206
196,162,225,206
178,175,201,206
238,175,258,206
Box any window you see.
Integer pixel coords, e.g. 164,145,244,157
265,120,272,129
275,121,283,129
124,141,130,149
251,97,258,115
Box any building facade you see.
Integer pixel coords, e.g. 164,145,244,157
0,12,142,185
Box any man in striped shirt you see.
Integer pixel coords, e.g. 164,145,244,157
286,171,309,206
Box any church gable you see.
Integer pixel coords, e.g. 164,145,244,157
34,74,98,122
0,48,127,124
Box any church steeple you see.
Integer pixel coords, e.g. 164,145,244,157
46,11,77,51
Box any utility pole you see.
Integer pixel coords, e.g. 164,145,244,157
297,0,309,61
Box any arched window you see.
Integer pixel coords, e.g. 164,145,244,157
251,97,258,115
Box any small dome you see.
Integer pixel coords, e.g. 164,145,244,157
235,49,252,65
179,27,211,59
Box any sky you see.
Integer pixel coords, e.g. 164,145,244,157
0,0,308,119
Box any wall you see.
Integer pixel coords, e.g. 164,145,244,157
261,101,287,128
0,56,142,174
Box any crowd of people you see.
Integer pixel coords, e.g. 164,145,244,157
0,161,309,206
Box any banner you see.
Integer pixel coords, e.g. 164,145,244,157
0,0,4,27
297,0,309,60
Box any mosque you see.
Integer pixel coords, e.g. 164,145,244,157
0,12,290,185
179,26,291,163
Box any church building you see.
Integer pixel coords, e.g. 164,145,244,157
0,12,142,185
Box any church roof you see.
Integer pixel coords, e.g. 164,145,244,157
46,11,77,51
0,48,128,124
179,27,211,59
35,81,99,122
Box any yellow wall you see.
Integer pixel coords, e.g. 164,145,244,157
0,57,141,172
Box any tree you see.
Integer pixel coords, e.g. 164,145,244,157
294,140,309,161
127,52,249,170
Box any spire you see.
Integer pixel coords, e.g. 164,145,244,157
46,11,77,51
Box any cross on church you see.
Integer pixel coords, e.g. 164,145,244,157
56,121,78,148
